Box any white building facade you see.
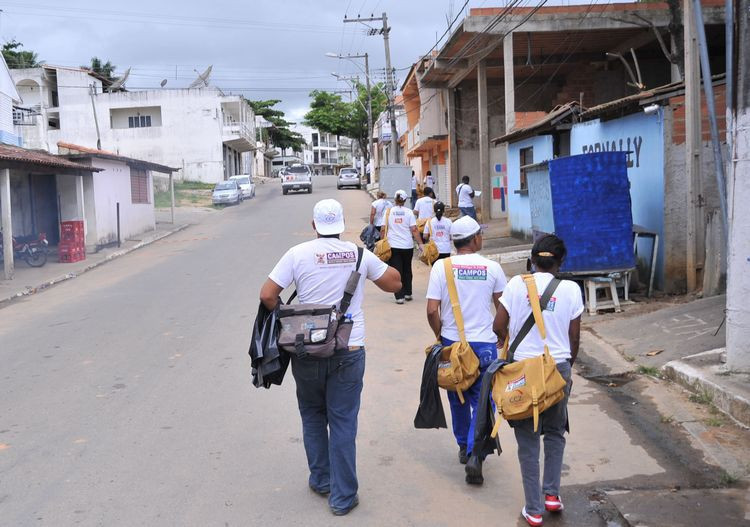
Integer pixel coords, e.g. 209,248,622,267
11,66,255,184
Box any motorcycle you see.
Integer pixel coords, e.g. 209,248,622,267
0,232,49,267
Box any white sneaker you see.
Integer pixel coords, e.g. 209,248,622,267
396,299,404,304
404,295,413,301
521,507,543,526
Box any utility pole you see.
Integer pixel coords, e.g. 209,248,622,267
328,53,375,181
344,13,400,164
684,0,704,291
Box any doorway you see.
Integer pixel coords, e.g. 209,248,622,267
30,174,59,245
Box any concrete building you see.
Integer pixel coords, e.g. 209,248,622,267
11,65,255,184
417,0,726,223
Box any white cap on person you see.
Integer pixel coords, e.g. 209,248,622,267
451,216,481,240
394,189,408,201
313,199,345,235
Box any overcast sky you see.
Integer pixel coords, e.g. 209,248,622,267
3,1,616,123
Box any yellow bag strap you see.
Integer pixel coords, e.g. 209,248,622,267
427,219,433,237
444,258,467,344
522,274,547,340
383,207,391,239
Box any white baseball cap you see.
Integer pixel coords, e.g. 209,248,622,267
394,189,408,201
313,199,345,235
451,216,481,240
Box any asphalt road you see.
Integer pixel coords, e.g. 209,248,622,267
0,176,741,526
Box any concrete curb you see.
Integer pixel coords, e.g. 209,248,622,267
0,223,190,306
662,357,750,429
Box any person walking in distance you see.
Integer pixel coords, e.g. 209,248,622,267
414,187,436,223
456,176,477,220
383,189,424,304
422,201,452,262
369,191,391,229
426,216,507,482
259,199,401,516
493,234,582,527
411,171,418,209
425,170,435,188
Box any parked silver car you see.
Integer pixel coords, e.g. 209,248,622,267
229,175,256,200
212,180,241,205
337,167,361,190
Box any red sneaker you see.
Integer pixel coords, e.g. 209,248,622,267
522,507,544,526
545,495,564,512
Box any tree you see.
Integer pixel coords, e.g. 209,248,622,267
304,83,387,162
245,99,306,152
2,40,40,69
84,57,117,82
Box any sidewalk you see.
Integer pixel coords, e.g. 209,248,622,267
0,210,201,305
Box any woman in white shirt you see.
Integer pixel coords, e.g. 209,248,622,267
382,189,424,304
422,201,452,261
492,234,583,527
369,191,391,228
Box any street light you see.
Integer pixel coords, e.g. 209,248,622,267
326,52,374,183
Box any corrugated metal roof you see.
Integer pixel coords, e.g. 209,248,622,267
491,102,581,145
0,144,99,171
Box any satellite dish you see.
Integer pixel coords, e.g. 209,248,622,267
188,65,212,89
160,79,168,87
108,67,131,92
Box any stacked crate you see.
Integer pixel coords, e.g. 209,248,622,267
59,221,86,263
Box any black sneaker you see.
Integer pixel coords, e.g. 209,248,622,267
465,455,484,485
331,495,359,516
458,445,468,465
309,483,330,496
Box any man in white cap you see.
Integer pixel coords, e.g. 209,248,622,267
425,215,507,485
260,199,401,516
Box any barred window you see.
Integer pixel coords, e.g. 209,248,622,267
130,168,150,204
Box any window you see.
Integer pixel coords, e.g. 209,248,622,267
130,168,150,204
128,115,152,128
519,146,534,192
312,133,319,147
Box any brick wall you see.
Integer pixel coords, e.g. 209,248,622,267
670,83,727,144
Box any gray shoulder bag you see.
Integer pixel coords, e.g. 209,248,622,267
277,247,363,359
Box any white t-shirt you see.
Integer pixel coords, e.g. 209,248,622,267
426,253,507,343
371,198,391,227
413,196,435,220
499,273,584,364
456,183,474,208
411,175,417,190
424,216,452,254
268,238,388,347
425,175,435,187
385,206,417,249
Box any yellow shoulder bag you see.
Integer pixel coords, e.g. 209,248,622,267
374,208,392,262
491,275,567,434
419,220,439,266
433,257,480,403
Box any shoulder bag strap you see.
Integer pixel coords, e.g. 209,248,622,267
443,257,467,344
383,208,391,239
338,247,364,316
506,275,561,362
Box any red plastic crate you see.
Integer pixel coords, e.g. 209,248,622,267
60,221,84,235
58,243,86,263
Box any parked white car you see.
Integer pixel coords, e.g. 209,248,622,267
229,175,256,200
337,167,361,190
212,180,241,206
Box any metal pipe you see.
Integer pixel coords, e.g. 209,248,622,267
116,202,121,248
693,0,729,239
726,0,734,154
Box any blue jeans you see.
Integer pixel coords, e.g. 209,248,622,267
442,338,497,455
290,348,365,511
411,189,418,209
459,206,477,220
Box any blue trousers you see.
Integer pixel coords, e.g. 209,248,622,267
290,348,365,511
411,189,418,208
442,338,497,455
459,206,477,220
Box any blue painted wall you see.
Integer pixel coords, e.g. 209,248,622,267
570,111,665,287
0,130,22,147
507,135,554,238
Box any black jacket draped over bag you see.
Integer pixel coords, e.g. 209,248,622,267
248,301,289,389
414,344,447,429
